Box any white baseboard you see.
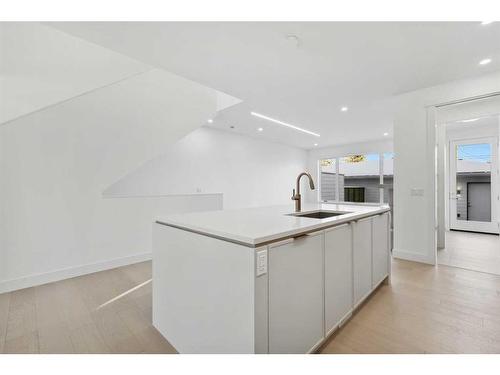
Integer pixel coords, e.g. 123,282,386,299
392,248,435,265
0,252,152,294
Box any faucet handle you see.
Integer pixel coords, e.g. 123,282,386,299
291,188,296,200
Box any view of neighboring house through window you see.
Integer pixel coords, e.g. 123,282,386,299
319,152,394,206
383,152,394,206
319,158,337,201
339,153,380,203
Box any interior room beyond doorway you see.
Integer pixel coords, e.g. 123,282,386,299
436,95,500,275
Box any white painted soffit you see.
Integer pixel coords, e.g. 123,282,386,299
0,22,152,126
0,22,242,128
216,90,242,111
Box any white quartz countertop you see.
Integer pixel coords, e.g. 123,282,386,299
156,203,390,247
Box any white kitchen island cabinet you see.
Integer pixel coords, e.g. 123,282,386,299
153,203,391,354
353,217,373,307
372,213,390,287
324,223,353,336
268,231,324,354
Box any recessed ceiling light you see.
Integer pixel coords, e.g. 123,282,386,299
479,58,492,65
257,127,263,132
229,125,235,129
383,132,389,136
481,21,494,25
314,143,318,146
341,106,348,112
207,119,213,123
286,34,300,47
250,112,320,137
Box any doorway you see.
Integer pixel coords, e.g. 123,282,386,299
435,94,500,274
449,136,498,234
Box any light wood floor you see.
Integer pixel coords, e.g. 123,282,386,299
438,230,500,275
321,259,500,353
2,259,500,354
0,261,176,354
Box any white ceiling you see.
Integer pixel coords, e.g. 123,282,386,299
48,22,500,149
446,114,499,130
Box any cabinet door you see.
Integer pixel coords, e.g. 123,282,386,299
268,231,324,354
353,218,372,306
324,223,352,335
372,213,390,286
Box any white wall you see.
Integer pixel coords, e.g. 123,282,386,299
0,105,308,293
105,127,308,209
446,121,499,155
0,195,222,293
0,22,304,293
393,70,500,264
0,62,239,293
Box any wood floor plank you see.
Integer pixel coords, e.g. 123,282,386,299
35,283,75,354
321,259,500,354
4,287,38,353
90,307,144,354
438,231,500,275
117,306,176,353
3,331,39,354
0,292,11,353
5,288,37,340
69,323,111,354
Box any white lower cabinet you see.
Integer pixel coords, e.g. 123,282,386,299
324,223,353,335
268,231,324,354
266,213,390,353
372,213,390,286
352,217,373,307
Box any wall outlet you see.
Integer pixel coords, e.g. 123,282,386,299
256,250,267,276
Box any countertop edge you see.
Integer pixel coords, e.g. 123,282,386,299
155,206,390,248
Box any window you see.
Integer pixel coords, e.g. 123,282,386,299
339,153,380,203
382,152,394,205
319,152,394,206
319,158,337,202
344,187,365,202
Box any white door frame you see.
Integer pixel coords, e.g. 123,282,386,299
449,136,499,234
431,92,500,264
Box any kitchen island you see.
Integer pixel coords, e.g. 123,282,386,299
153,203,391,353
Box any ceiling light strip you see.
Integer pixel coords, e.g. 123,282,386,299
250,112,320,137
459,118,480,123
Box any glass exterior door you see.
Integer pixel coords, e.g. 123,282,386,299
449,137,499,234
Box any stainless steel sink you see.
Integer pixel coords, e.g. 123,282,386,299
287,210,351,219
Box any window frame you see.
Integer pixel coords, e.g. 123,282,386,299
317,152,393,205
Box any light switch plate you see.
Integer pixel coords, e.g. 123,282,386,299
256,250,267,276
410,188,424,197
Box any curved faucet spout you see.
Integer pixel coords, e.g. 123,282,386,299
292,172,316,212
296,172,315,190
